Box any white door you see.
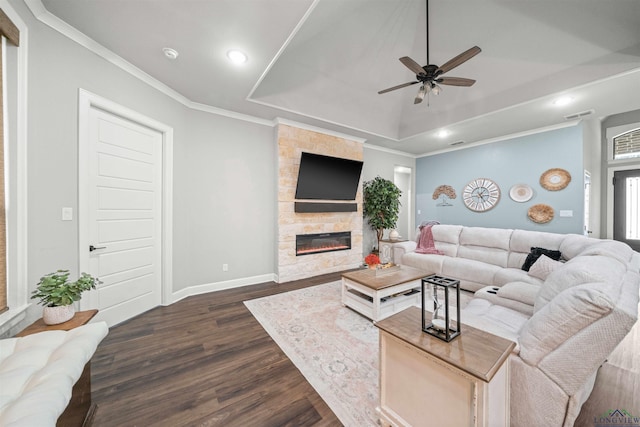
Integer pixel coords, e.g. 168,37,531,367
85,106,163,326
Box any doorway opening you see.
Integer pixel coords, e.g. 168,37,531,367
394,166,412,240
613,169,640,251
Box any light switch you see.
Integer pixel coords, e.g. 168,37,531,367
559,210,573,217
62,207,73,221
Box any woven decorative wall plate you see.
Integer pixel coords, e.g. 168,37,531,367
509,184,533,202
528,204,554,224
540,168,571,191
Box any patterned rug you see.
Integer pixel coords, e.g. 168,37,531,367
244,281,380,427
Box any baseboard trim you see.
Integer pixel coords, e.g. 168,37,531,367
169,273,278,304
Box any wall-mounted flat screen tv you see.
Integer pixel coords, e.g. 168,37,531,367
295,152,364,200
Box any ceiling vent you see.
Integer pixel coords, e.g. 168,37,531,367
564,109,594,120
450,141,465,146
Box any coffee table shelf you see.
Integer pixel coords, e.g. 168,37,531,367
341,266,430,321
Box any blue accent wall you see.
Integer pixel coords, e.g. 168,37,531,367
415,125,584,234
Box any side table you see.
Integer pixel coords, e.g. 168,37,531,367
375,306,515,427
379,239,408,264
16,309,100,427
15,309,98,337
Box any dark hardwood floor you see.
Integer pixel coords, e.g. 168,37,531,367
91,272,344,427
91,271,639,426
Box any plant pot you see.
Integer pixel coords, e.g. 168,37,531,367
43,304,75,325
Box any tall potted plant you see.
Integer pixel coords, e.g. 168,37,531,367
31,270,101,325
363,176,402,244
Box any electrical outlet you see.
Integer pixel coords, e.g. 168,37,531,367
62,207,73,221
222,264,228,272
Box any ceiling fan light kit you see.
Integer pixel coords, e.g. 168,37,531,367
378,0,480,104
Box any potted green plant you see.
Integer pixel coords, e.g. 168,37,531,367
31,270,101,325
363,176,402,244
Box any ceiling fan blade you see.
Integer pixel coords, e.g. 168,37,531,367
399,56,426,76
378,81,419,94
436,46,481,75
438,77,476,87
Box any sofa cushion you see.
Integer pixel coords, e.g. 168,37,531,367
401,252,444,275
510,229,565,254
559,234,595,259
578,240,635,264
461,298,528,347
534,256,625,312
0,322,108,426
441,257,501,288
498,281,540,306
474,284,538,316
522,247,562,271
520,285,614,367
493,268,542,287
527,255,563,280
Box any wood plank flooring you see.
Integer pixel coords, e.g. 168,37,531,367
91,272,639,426
91,272,344,427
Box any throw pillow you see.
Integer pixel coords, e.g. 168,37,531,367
528,255,563,280
521,247,562,271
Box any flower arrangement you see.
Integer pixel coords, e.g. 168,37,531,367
364,253,380,266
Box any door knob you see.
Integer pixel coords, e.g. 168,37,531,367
89,245,106,252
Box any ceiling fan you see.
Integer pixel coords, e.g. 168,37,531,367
378,0,481,104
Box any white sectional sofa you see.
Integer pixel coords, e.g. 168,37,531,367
0,322,108,426
392,224,640,427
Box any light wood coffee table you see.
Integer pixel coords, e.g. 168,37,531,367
341,265,431,321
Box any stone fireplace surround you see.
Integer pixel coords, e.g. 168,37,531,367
276,123,364,283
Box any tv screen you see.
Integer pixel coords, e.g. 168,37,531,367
295,152,363,200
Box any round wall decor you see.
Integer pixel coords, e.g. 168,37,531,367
540,168,571,191
509,184,533,202
528,204,554,224
462,178,500,212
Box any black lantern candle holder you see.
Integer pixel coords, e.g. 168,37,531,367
421,275,461,342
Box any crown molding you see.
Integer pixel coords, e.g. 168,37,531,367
417,120,580,158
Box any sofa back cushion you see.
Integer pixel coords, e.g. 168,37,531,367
456,226,512,267
534,255,625,312
578,240,635,264
431,224,463,257
508,229,565,268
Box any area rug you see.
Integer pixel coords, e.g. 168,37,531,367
244,281,379,426
244,281,471,427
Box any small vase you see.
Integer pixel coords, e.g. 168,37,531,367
389,229,400,240
43,304,75,325
368,264,378,270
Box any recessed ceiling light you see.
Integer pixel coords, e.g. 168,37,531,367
227,49,248,64
436,130,450,138
162,47,179,60
553,96,573,106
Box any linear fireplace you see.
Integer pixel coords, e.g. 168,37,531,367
296,231,351,256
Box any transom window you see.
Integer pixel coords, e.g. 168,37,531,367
613,128,640,160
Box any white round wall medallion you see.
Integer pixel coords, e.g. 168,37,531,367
509,184,533,202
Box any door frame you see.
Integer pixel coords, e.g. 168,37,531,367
77,89,173,309
606,163,639,239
